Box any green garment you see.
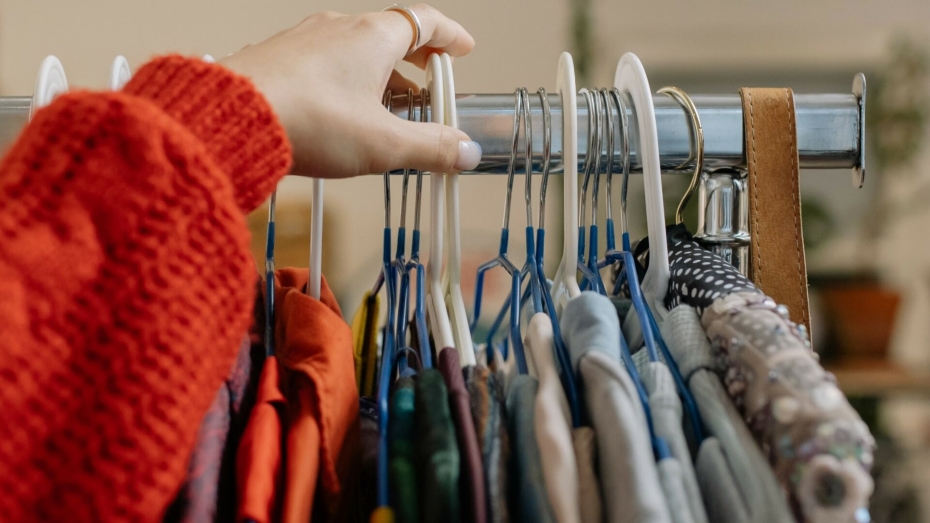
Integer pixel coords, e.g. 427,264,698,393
415,368,461,523
389,377,417,523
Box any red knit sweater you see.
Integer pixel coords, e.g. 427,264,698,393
0,55,292,521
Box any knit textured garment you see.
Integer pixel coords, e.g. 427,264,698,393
0,55,291,521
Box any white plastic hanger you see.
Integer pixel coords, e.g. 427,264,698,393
31,56,68,119
613,53,669,316
439,53,476,365
425,53,456,350
108,56,131,90
551,52,581,310
307,178,324,300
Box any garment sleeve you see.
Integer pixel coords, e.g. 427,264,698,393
0,55,291,522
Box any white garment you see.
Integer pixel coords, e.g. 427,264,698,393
525,313,581,523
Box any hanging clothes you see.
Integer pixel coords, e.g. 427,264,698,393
274,268,360,523
561,292,671,523
571,426,602,523
236,355,287,523
506,374,556,523
165,333,259,523
351,291,381,397
464,364,512,523
415,368,461,523
661,304,794,523
438,348,488,523
524,313,584,523
389,377,418,523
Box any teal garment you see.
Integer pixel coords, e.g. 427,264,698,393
506,374,555,523
415,368,461,523
390,377,418,523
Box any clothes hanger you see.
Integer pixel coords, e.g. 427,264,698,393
470,88,527,373
533,87,582,427
31,56,68,119
579,85,671,460
550,52,581,310
375,89,401,509
263,191,277,358
599,87,706,443
395,88,433,369
657,86,704,227
108,55,131,90
487,87,544,333
425,53,456,352
613,53,670,317
576,88,606,294
439,53,476,366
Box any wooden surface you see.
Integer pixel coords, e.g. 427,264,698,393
826,359,930,397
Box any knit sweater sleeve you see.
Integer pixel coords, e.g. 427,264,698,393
0,55,290,522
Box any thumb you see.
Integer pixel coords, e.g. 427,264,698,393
376,114,482,174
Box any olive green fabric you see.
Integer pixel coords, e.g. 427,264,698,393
415,369,461,523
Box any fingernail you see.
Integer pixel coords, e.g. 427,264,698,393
455,140,482,171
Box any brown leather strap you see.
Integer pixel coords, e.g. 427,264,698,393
739,88,811,335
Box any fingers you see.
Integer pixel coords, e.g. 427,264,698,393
380,4,474,66
386,69,419,93
372,112,482,174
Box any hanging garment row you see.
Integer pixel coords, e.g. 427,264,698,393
31,49,870,523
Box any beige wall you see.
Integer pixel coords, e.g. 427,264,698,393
1,0,924,309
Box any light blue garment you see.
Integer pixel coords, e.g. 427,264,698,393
561,292,671,523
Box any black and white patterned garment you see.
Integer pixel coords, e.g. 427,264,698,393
665,240,761,315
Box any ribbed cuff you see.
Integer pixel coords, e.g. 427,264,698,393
123,54,292,211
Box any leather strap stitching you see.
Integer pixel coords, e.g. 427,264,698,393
783,88,809,326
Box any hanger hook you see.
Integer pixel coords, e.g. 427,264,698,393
413,88,428,238
609,88,632,236
398,89,415,231
578,88,598,230
601,89,615,224
520,87,534,227
502,88,523,231
382,90,393,229
590,88,606,226
657,86,704,225
537,88,552,230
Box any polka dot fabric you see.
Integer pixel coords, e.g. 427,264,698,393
665,240,761,315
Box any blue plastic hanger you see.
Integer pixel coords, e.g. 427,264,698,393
394,88,432,369
374,91,401,508
533,87,582,427
577,87,670,460
601,86,705,443
471,88,528,373
263,192,276,357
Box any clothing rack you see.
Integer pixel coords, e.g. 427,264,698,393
385,73,866,186
0,74,865,180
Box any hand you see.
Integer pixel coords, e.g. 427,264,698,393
220,5,482,178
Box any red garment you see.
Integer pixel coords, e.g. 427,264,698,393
236,356,286,523
274,268,360,523
0,55,291,522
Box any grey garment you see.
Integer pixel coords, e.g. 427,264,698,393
695,438,749,523
507,374,556,523
661,305,793,523
657,458,695,523
632,353,708,523
562,292,671,523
